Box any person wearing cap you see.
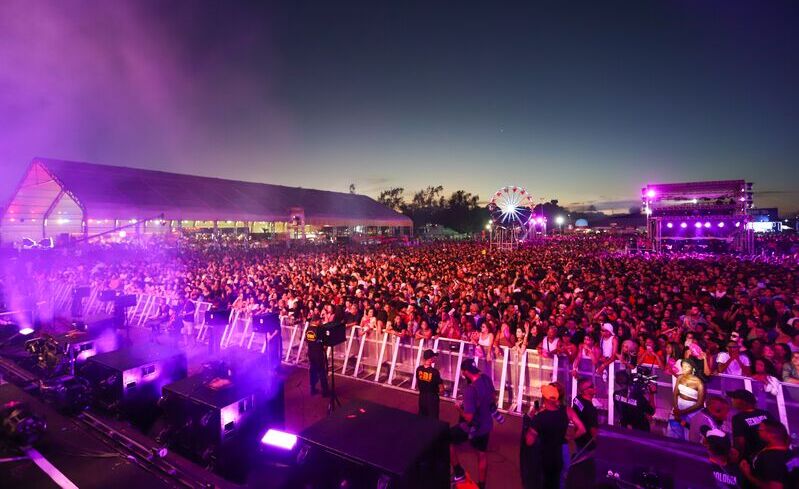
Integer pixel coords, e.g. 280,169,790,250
450,359,496,489
702,427,744,488
729,389,777,462
688,394,732,445
596,323,618,378
416,349,443,419
522,383,585,489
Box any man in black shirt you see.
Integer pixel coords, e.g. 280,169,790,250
572,377,598,453
740,419,792,489
306,324,330,397
728,389,776,462
416,349,443,419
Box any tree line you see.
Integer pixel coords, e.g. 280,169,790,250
377,186,604,234
377,186,490,234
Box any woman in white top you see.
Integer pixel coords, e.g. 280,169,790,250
669,360,705,440
572,334,600,377
474,322,495,360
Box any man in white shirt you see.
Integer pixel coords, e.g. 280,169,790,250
716,341,751,377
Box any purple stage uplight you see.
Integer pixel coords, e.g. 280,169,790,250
718,222,725,228
735,222,741,228
694,222,702,228
646,189,656,198
680,222,688,229
261,429,297,450
666,222,673,228
704,222,711,228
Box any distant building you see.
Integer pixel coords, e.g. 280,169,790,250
1,158,412,244
748,208,779,222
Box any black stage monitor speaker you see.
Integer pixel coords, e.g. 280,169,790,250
114,294,137,308
72,286,91,299
80,344,187,429
99,289,118,302
158,350,284,481
318,321,346,347
206,309,231,326
287,400,449,489
591,426,719,489
252,313,280,334
55,329,120,365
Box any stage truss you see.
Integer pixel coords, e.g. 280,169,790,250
642,180,754,254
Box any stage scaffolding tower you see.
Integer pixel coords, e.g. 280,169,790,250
642,180,754,254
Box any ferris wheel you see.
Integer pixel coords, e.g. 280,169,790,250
488,186,535,229
487,186,536,251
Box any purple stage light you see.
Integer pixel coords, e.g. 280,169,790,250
718,222,724,228
666,222,673,228
646,189,656,198
735,222,741,228
704,222,711,228
680,222,688,229
19,327,35,335
694,222,702,228
261,429,298,450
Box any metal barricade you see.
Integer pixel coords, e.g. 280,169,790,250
513,349,556,414
387,335,422,387
779,383,799,441
281,318,305,364
351,329,388,381
434,338,465,399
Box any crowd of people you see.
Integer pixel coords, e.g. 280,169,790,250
3,233,799,487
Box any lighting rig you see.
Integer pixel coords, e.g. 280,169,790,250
642,180,754,253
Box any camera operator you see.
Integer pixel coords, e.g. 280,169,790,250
613,369,655,432
450,359,495,489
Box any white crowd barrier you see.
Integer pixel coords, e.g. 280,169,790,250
27,285,799,441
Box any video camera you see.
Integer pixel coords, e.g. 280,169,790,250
629,366,658,394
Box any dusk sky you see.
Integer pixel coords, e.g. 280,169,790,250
1,1,797,213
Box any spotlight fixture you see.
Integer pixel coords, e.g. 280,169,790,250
694,222,702,228
261,429,298,450
666,222,673,228
680,222,688,229
704,222,711,228
718,222,725,228
646,189,656,198
735,222,741,228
